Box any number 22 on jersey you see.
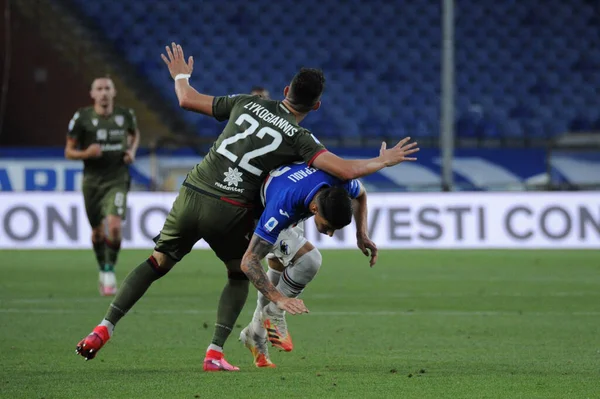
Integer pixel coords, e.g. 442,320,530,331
216,114,283,176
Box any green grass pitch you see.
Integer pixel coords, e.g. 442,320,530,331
1,249,599,398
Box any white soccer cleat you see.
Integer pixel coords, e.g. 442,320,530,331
262,305,293,352
98,271,117,296
240,325,275,368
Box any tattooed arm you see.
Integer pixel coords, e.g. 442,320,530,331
241,234,309,315
353,183,378,267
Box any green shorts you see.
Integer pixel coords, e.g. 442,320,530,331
82,179,129,227
153,184,256,263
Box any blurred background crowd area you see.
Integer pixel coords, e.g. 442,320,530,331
1,0,599,191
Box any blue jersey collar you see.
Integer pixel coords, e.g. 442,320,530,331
304,182,329,208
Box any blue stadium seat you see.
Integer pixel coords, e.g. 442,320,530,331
70,0,598,140
569,117,593,132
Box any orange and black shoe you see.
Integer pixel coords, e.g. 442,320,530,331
262,305,293,352
240,325,276,368
75,325,110,361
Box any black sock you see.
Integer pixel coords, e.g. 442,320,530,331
104,257,167,325
104,238,121,272
93,240,107,271
211,276,249,348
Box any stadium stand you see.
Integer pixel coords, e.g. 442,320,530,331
66,0,600,142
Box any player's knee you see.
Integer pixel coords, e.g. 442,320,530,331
107,217,122,240
292,248,322,280
91,227,105,244
150,251,176,272
224,259,243,274
108,225,122,241
227,270,249,282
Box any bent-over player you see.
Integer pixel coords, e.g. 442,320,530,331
239,162,376,367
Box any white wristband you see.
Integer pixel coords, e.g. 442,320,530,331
174,74,191,81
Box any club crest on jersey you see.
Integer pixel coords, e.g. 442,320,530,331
279,240,289,255
223,167,243,187
115,115,125,127
92,119,99,127
265,217,279,232
96,129,108,141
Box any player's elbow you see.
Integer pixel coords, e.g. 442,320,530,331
319,159,358,181
64,148,75,160
178,95,191,109
240,256,251,275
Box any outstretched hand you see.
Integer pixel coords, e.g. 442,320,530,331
161,42,194,80
357,234,378,267
379,137,420,167
276,297,309,315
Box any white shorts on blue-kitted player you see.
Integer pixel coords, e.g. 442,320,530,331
266,222,307,267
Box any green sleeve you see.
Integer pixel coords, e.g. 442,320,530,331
293,129,327,166
127,108,138,132
67,111,84,142
212,94,252,122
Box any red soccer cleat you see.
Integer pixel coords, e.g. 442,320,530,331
75,325,110,360
203,349,240,372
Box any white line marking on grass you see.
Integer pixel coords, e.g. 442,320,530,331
2,291,599,304
1,308,599,317
313,291,600,299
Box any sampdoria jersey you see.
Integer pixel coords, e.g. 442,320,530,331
255,163,362,244
185,94,327,205
67,106,137,184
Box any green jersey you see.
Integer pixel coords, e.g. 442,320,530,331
67,106,137,183
186,94,327,205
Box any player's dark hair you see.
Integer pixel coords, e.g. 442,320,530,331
287,68,325,113
317,186,353,229
251,86,266,92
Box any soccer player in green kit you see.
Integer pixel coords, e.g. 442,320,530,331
65,77,140,296
76,43,418,370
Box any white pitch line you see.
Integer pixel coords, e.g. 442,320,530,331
311,291,600,299
0,308,599,317
2,291,599,304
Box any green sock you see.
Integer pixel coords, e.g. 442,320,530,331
211,278,249,348
92,240,107,271
104,258,166,325
105,238,121,270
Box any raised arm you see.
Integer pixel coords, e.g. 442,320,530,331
174,79,214,115
312,138,419,181
161,42,214,115
241,234,309,315
352,184,378,267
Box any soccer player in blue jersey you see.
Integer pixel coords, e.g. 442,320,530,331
239,162,377,368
